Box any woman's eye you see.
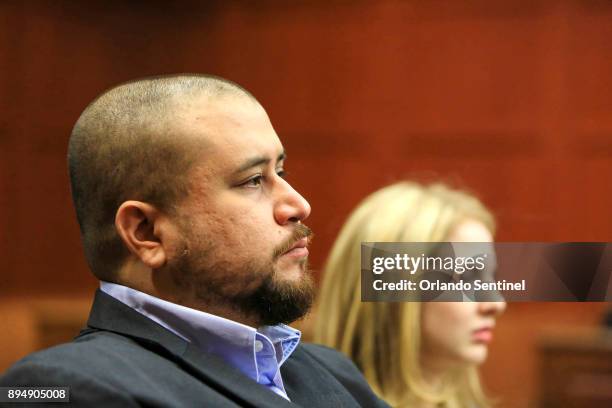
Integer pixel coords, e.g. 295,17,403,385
277,170,286,178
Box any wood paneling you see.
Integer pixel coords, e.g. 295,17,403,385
538,326,612,407
1,1,610,406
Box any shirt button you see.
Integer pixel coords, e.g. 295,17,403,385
254,340,264,352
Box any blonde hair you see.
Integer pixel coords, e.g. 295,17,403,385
314,182,496,408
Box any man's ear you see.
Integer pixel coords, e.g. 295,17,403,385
115,201,169,269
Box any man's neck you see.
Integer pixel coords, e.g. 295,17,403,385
125,284,262,328
116,266,264,328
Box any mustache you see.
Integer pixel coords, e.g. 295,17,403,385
273,224,313,260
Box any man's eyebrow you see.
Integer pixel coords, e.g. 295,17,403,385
235,151,286,173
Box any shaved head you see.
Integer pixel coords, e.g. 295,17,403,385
68,74,257,281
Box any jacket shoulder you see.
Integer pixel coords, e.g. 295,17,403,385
0,335,140,407
299,343,360,374
4,330,150,371
0,330,178,406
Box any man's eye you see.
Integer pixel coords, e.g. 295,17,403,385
243,175,263,188
240,170,286,189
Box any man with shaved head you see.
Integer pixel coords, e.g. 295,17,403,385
0,75,387,407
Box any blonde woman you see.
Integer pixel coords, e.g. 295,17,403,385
314,182,506,408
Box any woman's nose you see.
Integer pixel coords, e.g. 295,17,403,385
478,301,506,316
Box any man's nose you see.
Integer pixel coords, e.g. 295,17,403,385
274,179,311,225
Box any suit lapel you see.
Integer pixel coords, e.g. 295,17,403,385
281,347,360,407
82,290,296,408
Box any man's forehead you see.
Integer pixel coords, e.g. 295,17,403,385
177,96,284,171
177,94,261,128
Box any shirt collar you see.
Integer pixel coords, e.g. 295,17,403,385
99,281,301,385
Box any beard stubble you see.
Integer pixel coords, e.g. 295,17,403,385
166,223,316,326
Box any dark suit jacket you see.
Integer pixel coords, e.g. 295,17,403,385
1,290,389,407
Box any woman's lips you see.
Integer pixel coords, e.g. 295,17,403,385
472,327,493,343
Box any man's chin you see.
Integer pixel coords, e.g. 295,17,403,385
278,264,308,284
251,266,315,326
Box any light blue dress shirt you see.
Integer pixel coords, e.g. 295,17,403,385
100,281,301,401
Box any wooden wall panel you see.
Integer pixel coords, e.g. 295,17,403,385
1,1,610,406
482,302,610,407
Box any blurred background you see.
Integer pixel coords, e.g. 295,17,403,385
0,1,611,407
